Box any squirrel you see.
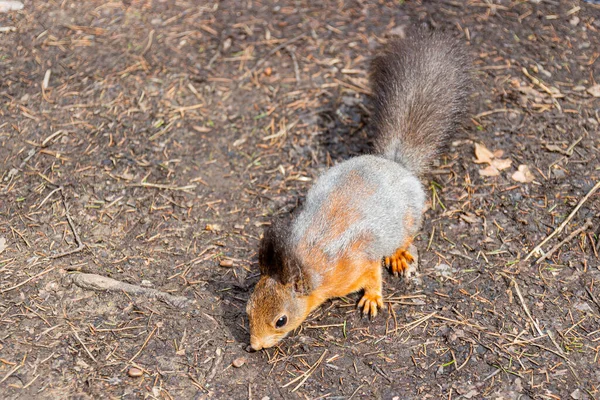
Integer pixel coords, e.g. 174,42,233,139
246,29,471,351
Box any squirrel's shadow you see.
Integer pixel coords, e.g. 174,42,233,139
313,92,374,164
206,276,254,345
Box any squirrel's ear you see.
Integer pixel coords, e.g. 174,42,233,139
258,219,308,292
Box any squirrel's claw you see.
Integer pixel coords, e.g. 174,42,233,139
358,292,383,319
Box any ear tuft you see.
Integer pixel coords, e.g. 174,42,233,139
258,218,309,293
258,218,288,277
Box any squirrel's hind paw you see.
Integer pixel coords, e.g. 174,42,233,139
358,292,383,318
384,248,414,277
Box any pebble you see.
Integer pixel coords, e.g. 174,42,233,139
205,223,222,232
232,357,246,368
127,367,143,377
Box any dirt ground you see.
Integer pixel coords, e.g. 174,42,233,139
1,0,600,399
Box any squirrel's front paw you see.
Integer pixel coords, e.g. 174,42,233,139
358,292,383,318
385,248,414,277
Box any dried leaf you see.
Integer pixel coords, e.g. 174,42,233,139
587,85,600,98
0,237,6,255
491,158,512,171
474,143,495,164
479,165,500,177
460,213,478,224
511,165,535,183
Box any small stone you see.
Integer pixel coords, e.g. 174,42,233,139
232,357,246,368
220,259,234,267
434,263,456,278
0,1,23,13
569,16,580,26
127,367,143,377
222,37,232,52
578,42,591,50
552,169,566,180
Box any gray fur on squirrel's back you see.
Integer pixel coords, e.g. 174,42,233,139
371,29,470,176
290,155,425,264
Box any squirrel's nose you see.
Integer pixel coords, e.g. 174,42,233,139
249,337,263,351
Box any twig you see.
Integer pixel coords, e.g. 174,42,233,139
238,33,307,84
50,187,85,259
70,273,192,308
205,348,224,383
483,368,502,382
37,186,62,209
524,180,600,261
282,349,327,392
130,182,196,192
535,219,594,264
141,29,154,56
286,46,301,84
522,67,562,111
503,273,543,336
0,354,26,384
262,119,298,141
366,361,392,383
586,287,600,313
474,108,522,119
394,312,437,333
455,344,473,371
0,363,21,384
348,384,364,400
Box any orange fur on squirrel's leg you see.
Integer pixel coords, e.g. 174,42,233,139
357,261,384,318
385,239,415,277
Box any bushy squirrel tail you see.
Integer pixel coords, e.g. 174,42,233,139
370,29,471,177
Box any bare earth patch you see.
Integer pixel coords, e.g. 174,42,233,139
1,1,599,399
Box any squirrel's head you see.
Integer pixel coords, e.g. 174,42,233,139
246,219,310,351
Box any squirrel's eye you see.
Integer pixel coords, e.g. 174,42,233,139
275,315,288,328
